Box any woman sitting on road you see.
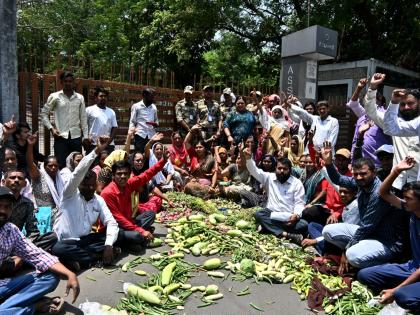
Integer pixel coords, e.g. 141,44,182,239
60,151,83,186
145,133,177,192
130,151,174,214
27,133,64,225
168,131,191,187
183,126,215,197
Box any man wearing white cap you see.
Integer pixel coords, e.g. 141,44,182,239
374,145,394,181
220,88,235,121
175,86,198,137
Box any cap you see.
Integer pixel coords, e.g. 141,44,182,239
250,90,262,97
223,87,232,95
0,187,15,201
375,144,394,155
184,86,194,94
202,85,213,91
335,148,351,159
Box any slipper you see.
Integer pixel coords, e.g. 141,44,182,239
36,296,64,314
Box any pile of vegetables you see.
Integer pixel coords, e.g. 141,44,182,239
111,192,382,314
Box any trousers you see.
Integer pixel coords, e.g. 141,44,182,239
254,208,308,236
358,261,420,311
51,232,107,269
0,272,59,315
323,223,394,268
54,136,82,169
117,211,156,245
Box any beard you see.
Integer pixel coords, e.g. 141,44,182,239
399,109,419,121
276,173,290,183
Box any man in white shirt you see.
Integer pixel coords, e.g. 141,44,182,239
51,136,119,271
286,99,339,151
364,73,420,191
244,148,308,244
383,86,420,180
40,71,88,169
84,87,118,154
129,88,158,153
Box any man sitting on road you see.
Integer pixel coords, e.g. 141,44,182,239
0,186,80,314
101,149,170,247
51,136,119,271
321,141,405,272
4,168,57,252
243,146,308,244
358,156,420,312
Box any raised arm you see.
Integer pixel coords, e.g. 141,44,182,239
379,156,416,208
26,132,41,180
243,147,268,184
322,141,357,190
364,73,386,129
285,96,315,125
346,78,368,118
144,133,164,159
62,136,110,200
124,127,135,154
383,89,420,137
352,121,373,161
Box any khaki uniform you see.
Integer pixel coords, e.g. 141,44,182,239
196,99,221,140
220,102,234,121
175,99,198,135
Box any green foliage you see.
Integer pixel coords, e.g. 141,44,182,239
17,0,419,86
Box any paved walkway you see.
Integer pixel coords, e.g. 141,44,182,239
49,225,313,315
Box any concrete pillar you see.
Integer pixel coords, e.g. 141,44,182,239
0,0,18,122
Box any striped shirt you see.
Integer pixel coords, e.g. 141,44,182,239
0,223,58,286
326,164,404,253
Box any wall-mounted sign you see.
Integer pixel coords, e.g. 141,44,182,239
306,60,317,79
281,25,338,61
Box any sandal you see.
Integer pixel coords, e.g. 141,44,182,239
35,296,64,314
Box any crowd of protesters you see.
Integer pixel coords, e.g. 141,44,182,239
0,70,419,313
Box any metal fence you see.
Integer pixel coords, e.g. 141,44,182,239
18,71,270,155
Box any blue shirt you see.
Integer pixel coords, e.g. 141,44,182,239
410,214,420,268
223,110,256,145
326,164,404,253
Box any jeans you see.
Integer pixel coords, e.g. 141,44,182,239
52,232,107,269
0,272,59,315
254,208,308,237
323,223,394,268
358,261,420,311
308,222,325,254
54,136,82,169
117,211,156,245
134,135,149,153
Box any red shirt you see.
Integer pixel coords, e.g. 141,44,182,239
101,158,165,236
323,169,352,218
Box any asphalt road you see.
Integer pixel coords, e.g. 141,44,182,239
49,224,313,315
